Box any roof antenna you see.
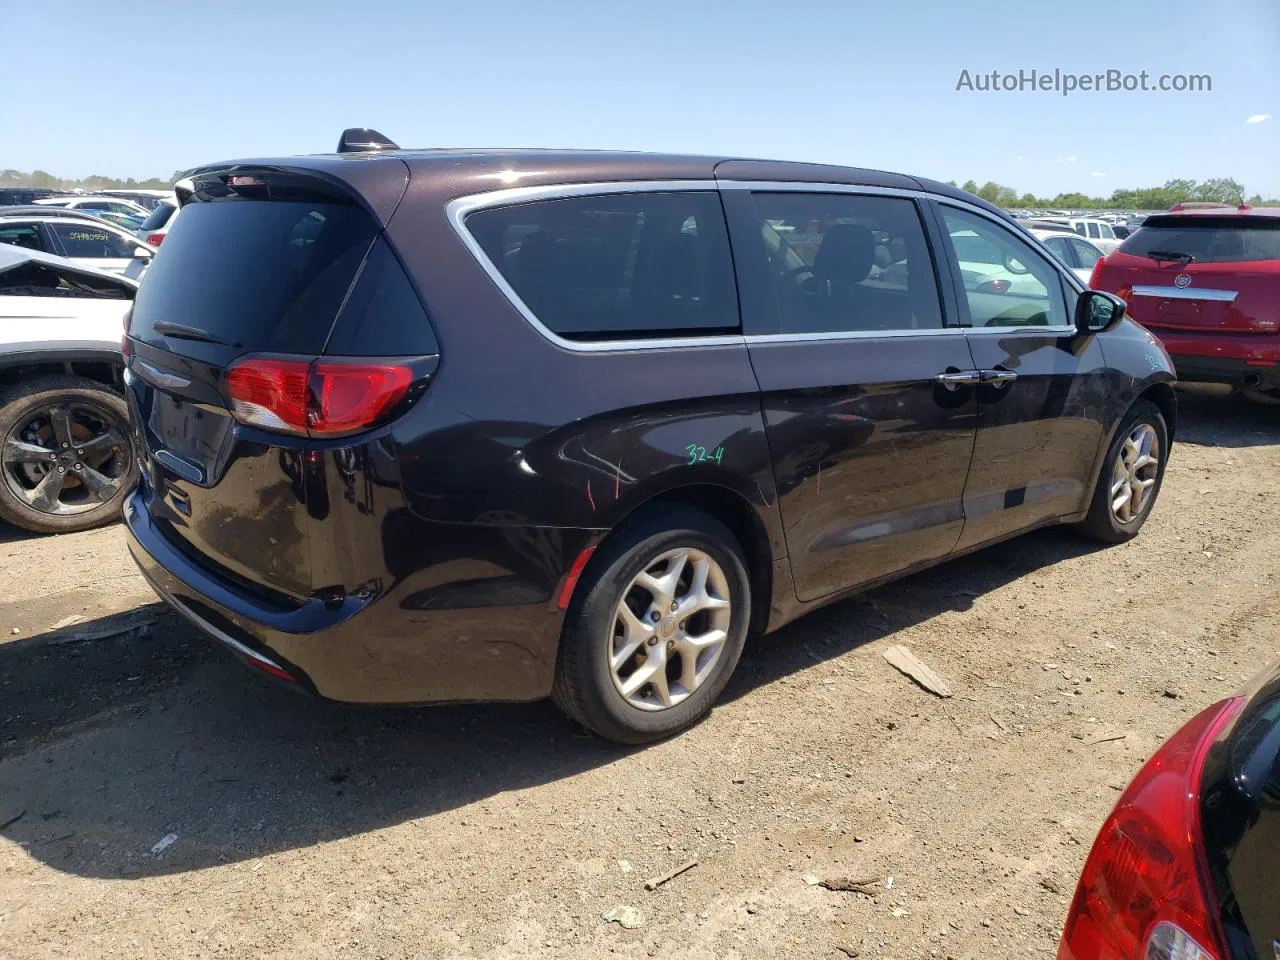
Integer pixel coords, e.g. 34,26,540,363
337,128,399,153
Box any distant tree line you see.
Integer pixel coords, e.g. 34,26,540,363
944,177,1278,209
1,168,179,192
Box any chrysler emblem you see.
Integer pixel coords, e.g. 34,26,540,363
1174,273,1192,288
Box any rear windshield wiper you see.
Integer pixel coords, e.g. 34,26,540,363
151,320,241,347
1146,250,1196,264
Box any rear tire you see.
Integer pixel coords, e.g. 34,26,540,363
1075,399,1168,544
0,376,137,534
552,508,751,744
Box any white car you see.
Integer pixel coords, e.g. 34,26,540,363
1028,228,1106,284
0,244,138,533
0,212,155,275
34,195,150,222
95,189,175,212
1030,217,1121,254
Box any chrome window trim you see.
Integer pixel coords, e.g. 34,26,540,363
445,180,744,354
446,179,1087,352
1131,285,1238,302
745,327,965,344
963,324,1078,336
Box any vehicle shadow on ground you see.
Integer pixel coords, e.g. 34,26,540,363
1,392,1266,880
0,524,1102,881
1174,389,1280,448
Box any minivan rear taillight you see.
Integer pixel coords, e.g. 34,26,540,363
1057,697,1245,960
224,357,413,438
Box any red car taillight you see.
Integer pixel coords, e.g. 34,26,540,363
1089,257,1106,288
1057,697,1245,960
145,232,165,247
224,357,413,438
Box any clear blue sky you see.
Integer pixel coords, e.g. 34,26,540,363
4,0,1277,197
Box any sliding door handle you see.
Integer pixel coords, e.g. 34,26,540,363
979,369,1018,385
934,369,982,389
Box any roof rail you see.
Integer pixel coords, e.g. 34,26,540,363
336,128,399,153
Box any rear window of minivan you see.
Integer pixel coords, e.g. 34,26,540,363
139,203,175,231
132,198,379,354
1120,216,1280,264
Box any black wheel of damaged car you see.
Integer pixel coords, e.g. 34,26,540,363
0,375,138,534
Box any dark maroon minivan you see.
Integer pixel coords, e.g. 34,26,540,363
123,130,1175,743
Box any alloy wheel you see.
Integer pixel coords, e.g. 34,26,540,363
2,400,130,517
1109,423,1160,524
609,547,732,711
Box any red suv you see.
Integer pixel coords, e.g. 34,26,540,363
1091,206,1280,402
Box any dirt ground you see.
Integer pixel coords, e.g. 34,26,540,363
2,390,1277,960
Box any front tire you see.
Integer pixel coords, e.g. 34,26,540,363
0,376,138,534
552,508,751,744
1075,399,1168,544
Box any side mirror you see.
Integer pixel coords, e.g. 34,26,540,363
1076,290,1125,335
133,246,154,259
1003,252,1030,275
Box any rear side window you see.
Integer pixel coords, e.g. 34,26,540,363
47,222,137,258
131,199,379,354
466,191,739,341
1041,235,1075,267
325,237,439,356
139,204,175,231
744,192,943,335
1120,216,1280,264
1068,238,1103,269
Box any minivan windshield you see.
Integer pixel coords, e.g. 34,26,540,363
1120,216,1280,264
131,198,379,354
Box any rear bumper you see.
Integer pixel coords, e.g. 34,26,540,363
124,490,575,704
1148,330,1280,390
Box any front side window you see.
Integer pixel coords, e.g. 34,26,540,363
745,192,943,334
943,207,1069,328
467,191,739,341
1100,224,1115,239
0,223,46,252
48,222,138,258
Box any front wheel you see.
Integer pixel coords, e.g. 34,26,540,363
552,508,751,744
0,376,138,534
1075,399,1168,544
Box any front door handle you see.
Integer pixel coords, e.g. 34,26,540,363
935,369,982,389
979,369,1018,385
